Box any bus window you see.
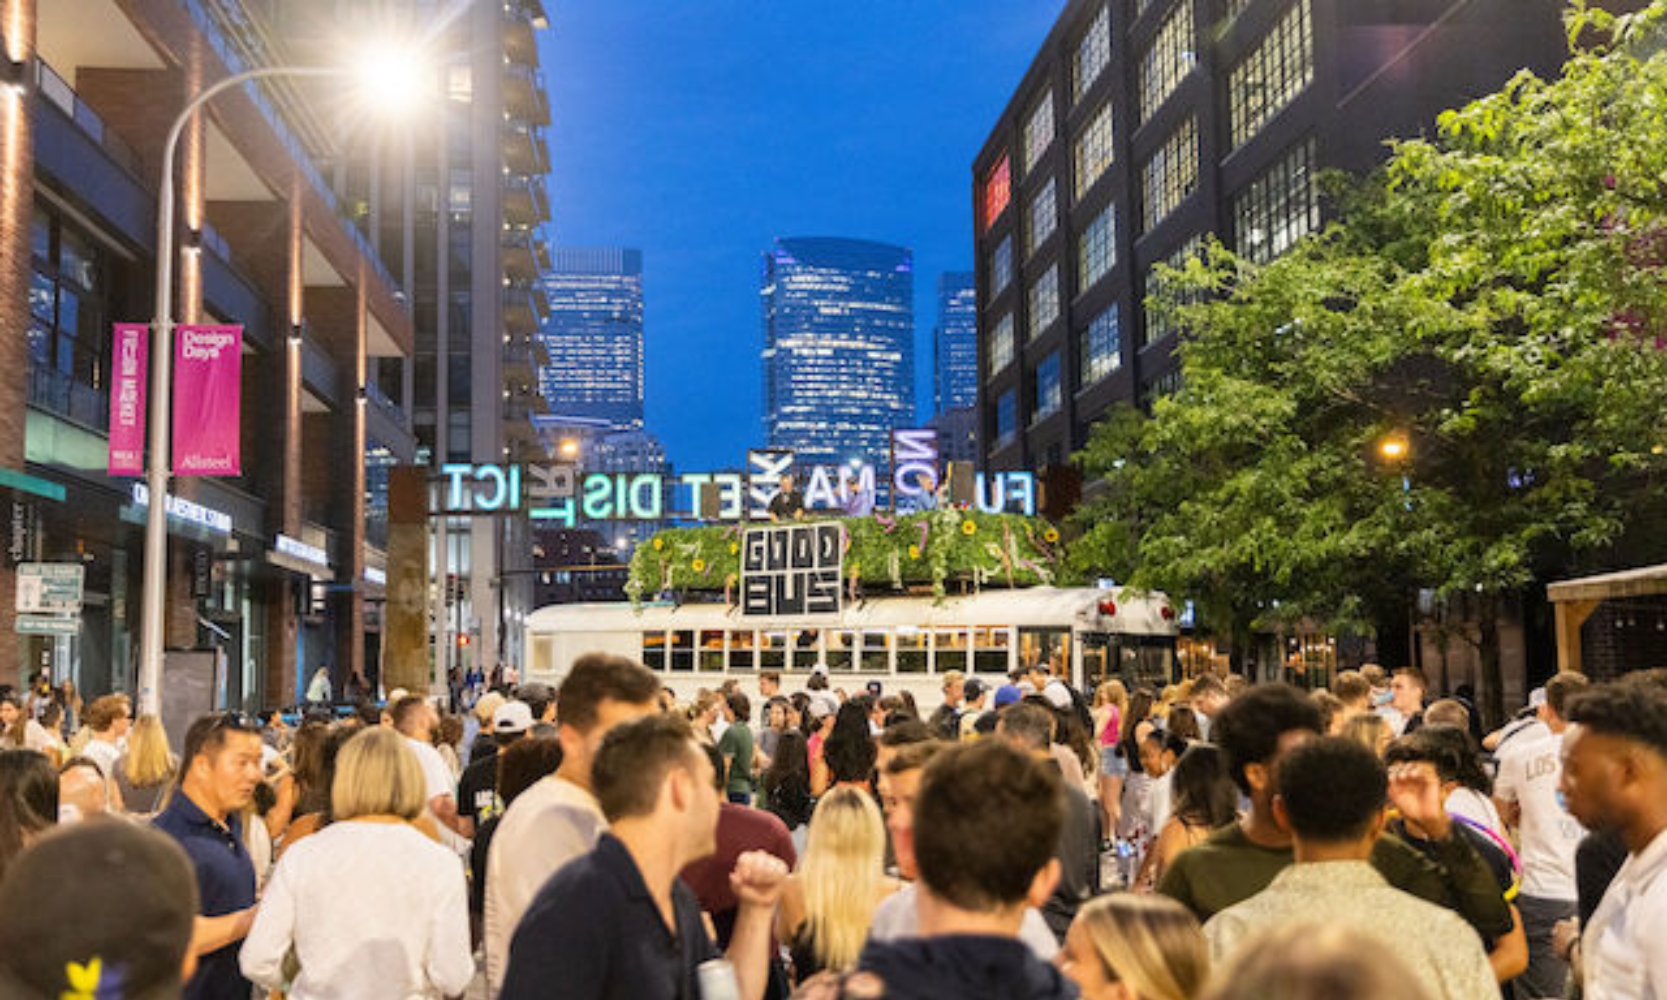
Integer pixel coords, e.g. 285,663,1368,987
1018,628,1070,676
699,631,725,673
760,631,789,672
896,628,928,673
973,627,1010,675
933,629,969,674
670,631,695,672
728,630,757,671
859,631,890,673
1081,633,1113,685
643,631,668,671
826,630,856,671
1114,635,1177,689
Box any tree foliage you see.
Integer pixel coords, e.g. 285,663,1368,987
1071,2,1667,709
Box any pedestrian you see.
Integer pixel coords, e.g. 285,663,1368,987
1558,671,1667,999
1059,894,1209,1000
1341,711,1393,758
499,714,789,1000
997,702,1098,941
278,723,350,857
240,727,474,999
0,749,57,882
58,755,115,821
1390,667,1430,735
776,786,897,982
1140,743,1239,891
305,667,331,706
468,690,508,766
682,742,797,960
0,820,199,1000
1198,923,1436,1000
928,671,965,741
1103,687,1158,845
469,733,563,930
484,653,660,995
765,728,813,827
152,712,264,1000
815,700,877,796
390,696,470,849
435,712,466,779
76,693,131,779
115,713,177,815
719,691,757,805
1203,737,1496,1000
457,699,534,833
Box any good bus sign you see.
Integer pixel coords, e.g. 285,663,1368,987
434,430,1037,524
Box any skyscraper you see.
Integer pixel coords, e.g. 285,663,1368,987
761,237,915,469
934,272,979,414
540,248,645,429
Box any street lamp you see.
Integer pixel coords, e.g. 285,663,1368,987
136,49,428,716
558,438,580,459
1378,435,1410,461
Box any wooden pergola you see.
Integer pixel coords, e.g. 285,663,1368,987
1547,563,1667,674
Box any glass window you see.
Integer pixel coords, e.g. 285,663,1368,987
1074,102,1115,202
897,628,929,673
1028,265,1060,339
1229,0,1314,149
982,153,1012,231
643,631,668,671
859,631,890,672
826,630,856,671
1139,0,1197,124
1233,138,1320,264
1033,353,1062,421
29,208,50,265
1018,628,1072,677
729,630,757,671
1141,117,1199,232
1027,180,1058,257
989,313,1015,377
1078,205,1116,293
670,631,695,672
759,630,788,672
1074,6,1112,102
974,627,1011,674
699,630,726,672
1023,92,1056,174
1081,305,1122,386
1143,234,1208,346
933,629,969,674
991,235,1014,295
994,389,1018,447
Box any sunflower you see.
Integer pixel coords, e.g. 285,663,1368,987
908,544,921,560
961,520,978,536
1043,528,1060,544
728,542,739,554
691,558,707,573
652,537,664,551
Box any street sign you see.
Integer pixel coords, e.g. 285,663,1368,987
16,563,84,614
16,615,80,636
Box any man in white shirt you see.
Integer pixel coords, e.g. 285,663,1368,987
1559,672,1667,1000
1494,670,1590,1000
79,694,131,779
391,696,471,853
482,653,661,996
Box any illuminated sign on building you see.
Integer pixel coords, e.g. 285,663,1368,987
130,483,233,535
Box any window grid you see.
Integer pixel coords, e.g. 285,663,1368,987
989,313,1015,377
1028,266,1061,340
1142,233,1207,347
991,235,1014,296
1033,352,1062,421
1080,305,1123,387
1233,138,1320,264
994,388,1018,447
1078,205,1116,294
982,154,1012,232
1024,92,1056,174
1229,0,1314,149
1139,1,1197,124
1074,6,1112,103
1027,180,1059,257
1074,101,1115,202
1141,117,1199,233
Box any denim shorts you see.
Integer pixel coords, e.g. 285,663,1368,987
1100,746,1128,778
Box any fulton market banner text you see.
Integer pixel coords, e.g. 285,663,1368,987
107,323,148,476
172,324,243,476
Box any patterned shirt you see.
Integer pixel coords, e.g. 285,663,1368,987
1204,861,1496,1000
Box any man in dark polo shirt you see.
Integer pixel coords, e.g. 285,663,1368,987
501,714,789,1000
153,712,263,1000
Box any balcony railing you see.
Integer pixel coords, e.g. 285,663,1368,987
33,60,142,176
27,364,110,432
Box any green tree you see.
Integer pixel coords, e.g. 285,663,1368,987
1072,2,1667,721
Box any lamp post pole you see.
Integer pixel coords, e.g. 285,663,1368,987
137,66,344,717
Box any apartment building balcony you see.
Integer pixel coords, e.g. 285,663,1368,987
501,282,548,334
501,227,550,282
503,63,551,127
502,174,551,226
503,120,551,177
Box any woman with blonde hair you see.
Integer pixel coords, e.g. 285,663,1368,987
1061,894,1209,1000
1341,713,1393,758
115,714,176,815
776,785,898,983
240,726,472,998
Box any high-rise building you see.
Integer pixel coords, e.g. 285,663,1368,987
762,237,915,470
934,272,979,414
973,0,1579,473
540,248,644,429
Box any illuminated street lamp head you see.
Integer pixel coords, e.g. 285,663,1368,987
558,438,580,459
1379,436,1410,461
352,42,431,117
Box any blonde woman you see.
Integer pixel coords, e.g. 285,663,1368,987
1341,713,1393,758
240,727,473,999
1060,894,1209,1000
775,786,898,982
115,714,176,815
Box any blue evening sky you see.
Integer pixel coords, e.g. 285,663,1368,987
539,2,1065,473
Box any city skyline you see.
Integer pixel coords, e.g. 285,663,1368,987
539,1,1067,472
539,248,646,430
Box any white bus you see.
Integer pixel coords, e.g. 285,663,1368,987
523,586,1181,703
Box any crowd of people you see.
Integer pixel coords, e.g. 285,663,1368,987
0,654,1664,1000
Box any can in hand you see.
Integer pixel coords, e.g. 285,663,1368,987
697,958,742,1000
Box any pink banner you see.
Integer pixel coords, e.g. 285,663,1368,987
172,324,243,476
107,323,149,476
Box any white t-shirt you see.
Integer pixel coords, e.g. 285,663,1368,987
1582,826,1667,1000
81,737,122,779
867,882,1059,961
1446,787,1505,841
483,775,607,996
405,736,469,855
1493,730,1584,900
240,820,473,1000
1149,771,1175,839
22,719,62,756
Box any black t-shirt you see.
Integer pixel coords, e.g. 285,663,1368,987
457,750,500,826
500,834,720,1000
768,490,804,520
